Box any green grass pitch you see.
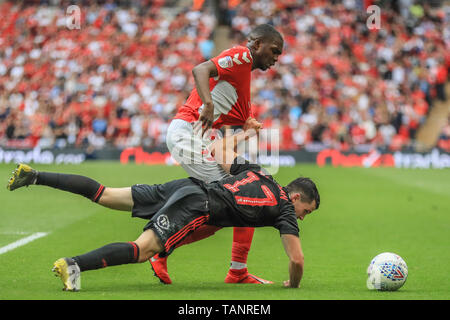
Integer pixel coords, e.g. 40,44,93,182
0,161,449,300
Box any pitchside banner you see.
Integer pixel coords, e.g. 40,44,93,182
0,147,86,165
117,146,450,169
315,148,450,169
1,146,449,169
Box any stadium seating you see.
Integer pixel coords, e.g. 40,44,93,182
0,0,448,152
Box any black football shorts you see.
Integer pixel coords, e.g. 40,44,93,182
131,179,210,257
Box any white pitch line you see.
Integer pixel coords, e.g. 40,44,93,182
0,232,48,255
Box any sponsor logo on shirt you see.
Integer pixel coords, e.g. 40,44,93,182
218,56,233,69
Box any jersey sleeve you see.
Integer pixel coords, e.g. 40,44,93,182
273,202,300,237
211,46,253,84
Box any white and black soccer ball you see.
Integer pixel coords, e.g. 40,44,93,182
366,252,408,291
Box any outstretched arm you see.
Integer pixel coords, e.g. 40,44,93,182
281,234,304,288
209,129,258,173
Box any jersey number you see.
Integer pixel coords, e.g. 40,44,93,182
223,172,277,206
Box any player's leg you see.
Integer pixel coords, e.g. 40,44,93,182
157,120,272,284
215,133,271,283
144,183,211,285
7,163,133,211
149,224,222,284
52,229,163,291
97,187,133,211
152,230,266,286
225,227,273,284
149,120,227,283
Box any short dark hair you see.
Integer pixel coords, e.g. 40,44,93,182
247,24,284,44
285,177,320,209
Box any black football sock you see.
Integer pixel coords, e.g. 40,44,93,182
72,242,140,272
35,172,105,202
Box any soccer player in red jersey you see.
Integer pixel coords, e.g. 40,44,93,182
157,24,284,284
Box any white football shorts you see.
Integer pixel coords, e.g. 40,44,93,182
166,119,230,183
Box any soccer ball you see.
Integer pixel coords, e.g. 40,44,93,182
366,252,408,291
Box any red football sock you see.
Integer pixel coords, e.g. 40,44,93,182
230,227,254,268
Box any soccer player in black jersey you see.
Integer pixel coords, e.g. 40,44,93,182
7,130,319,290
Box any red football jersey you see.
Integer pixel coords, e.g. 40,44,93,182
174,45,254,129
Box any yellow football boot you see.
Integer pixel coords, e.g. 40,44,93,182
6,163,37,191
52,258,81,291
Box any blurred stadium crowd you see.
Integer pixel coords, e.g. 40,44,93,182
0,0,449,152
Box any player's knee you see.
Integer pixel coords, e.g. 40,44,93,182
98,187,133,211
97,187,113,205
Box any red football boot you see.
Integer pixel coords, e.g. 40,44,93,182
224,268,273,284
149,255,172,284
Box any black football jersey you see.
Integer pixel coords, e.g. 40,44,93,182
192,157,299,237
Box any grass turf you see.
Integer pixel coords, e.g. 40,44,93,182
0,162,449,300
